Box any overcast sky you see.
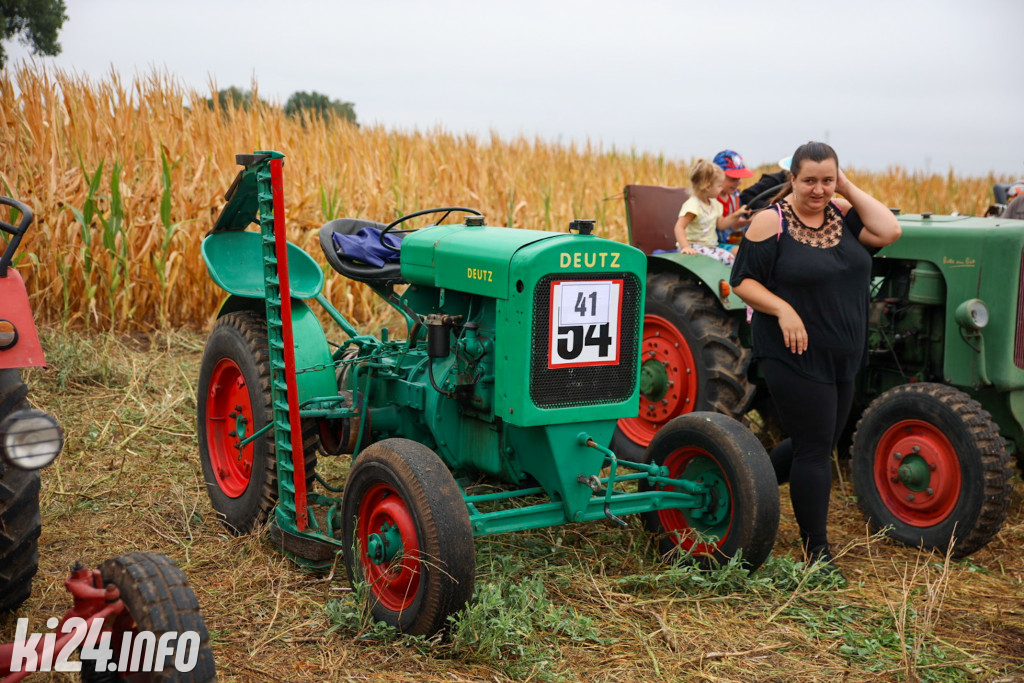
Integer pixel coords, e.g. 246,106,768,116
6,0,1024,176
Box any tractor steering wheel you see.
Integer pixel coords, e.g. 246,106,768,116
744,182,790,214
380,206,484,252
0,196,34,277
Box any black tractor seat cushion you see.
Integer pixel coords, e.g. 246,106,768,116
319,218,407,286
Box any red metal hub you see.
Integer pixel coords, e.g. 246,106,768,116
205,358,256,498
357,483,421,612
872,419,961,527
618,314,698,447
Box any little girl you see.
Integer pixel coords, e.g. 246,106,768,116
673,160,743,265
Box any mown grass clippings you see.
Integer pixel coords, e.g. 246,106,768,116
6,323,1015,679
9,326,1020,682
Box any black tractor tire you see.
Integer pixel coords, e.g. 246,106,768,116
197,310,317,535
609,425,646,464
640,412,780,571
80,552,216,682
341,439,475,636
0,368,41,613
851,383,1013,558
614,271,754,453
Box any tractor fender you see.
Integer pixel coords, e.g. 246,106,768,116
647,253,747,312
0,269,45,368
216,295,337,405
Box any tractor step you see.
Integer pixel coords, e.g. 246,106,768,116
268,522,341,562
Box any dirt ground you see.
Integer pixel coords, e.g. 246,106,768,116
2,329,1023,682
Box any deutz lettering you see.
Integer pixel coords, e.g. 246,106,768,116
467,267,493,282
558,252,621,269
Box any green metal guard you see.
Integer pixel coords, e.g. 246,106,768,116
253,152,307,532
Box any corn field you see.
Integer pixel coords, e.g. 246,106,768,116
0,63,1011,332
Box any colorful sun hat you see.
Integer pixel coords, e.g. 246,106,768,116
713,150,754,178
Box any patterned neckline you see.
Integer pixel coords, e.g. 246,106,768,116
789,207,825,230
779,201,843,248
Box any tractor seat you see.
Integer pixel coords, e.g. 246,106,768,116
624,184,690,255
319,218,406,286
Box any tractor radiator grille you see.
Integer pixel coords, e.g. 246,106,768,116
530,272,641,409
1016,250,1024,369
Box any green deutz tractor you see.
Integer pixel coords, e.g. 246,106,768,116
196,153,780,635
614,184,1017,559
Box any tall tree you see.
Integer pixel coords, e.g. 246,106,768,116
285,90,357,125
0,0,68,68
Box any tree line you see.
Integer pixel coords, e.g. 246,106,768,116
208,87,358,125
1,2,357,125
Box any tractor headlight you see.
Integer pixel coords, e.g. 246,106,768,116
0,320,18,350
0,409,63,471
955,299,989,330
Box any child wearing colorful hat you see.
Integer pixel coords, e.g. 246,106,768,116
713,149,754,247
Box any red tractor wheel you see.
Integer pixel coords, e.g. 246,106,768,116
197,311,317,535
617,314,698,447
341,439,474,636
80,553,215,682
851,383,1012,558
204,357,256,499
640,412,779,571
614,272,753,455
0,369,41,613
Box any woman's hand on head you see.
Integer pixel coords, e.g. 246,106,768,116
836,167,853,197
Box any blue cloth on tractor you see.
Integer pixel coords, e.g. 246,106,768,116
332,227,402,267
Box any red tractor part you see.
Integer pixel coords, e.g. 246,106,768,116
0,189,45,369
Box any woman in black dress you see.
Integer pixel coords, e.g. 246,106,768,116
730,141,901,573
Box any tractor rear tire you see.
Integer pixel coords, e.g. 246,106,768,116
341,439,475,636
851,383,1012,558
614,271,754,453
80,552,216,682
0,369,41,613
640,412,779,571
197,310,317,535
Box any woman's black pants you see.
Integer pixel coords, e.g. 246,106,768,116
760,358,855,552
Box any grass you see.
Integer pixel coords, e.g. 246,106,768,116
2,328,1023,682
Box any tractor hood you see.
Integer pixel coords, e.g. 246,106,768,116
879,213,1024,272
885,212,1024,247
402,223,572,298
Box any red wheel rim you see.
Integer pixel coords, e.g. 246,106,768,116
357,482,421,612
656,446,732,555
205,358,256,498
872,419,961,527
618,314,699,447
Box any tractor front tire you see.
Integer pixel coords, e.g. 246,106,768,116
0,369,41,613
341,439,475,636
614,271,754,453
851,383,1012,558
640,412,779,571
80,553,216,682
197,311,317,535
